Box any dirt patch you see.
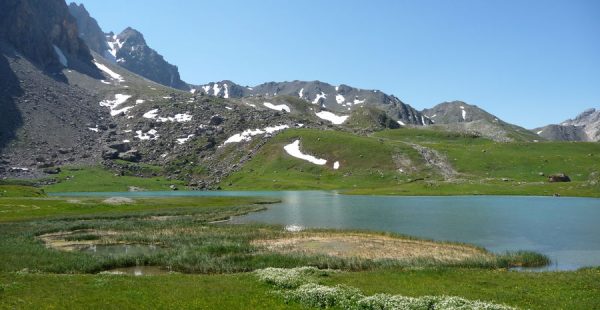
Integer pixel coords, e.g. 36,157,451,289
253,233,491,263
407,143,458,180
103,197,135,205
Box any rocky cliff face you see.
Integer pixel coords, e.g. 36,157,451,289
536,108,600,141
0,0,95,72
193,80,430,126
107,27,189,90
68,3,109,57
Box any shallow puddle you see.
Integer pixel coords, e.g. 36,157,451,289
101,266,173,276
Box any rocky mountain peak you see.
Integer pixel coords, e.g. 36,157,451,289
67,2,109,57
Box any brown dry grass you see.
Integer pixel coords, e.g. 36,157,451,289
253,233,492,263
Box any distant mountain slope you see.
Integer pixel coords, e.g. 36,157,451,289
422,101,540,142
535,108,600,141
194,80,431,126
68,3,189,91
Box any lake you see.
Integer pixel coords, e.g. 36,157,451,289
53,191,600,271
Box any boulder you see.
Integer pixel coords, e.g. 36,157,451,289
548,173,571,183
43,167,61,174
101,148,119,160
118,150,141,162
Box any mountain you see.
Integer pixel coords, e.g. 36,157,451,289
0,0,109,176
422,101,540,142
193,80,431,126
68,3,189,91
535,108,600,141
67,3,110,57
0,0,98,75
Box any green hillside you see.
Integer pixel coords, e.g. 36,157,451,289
222,128,600,197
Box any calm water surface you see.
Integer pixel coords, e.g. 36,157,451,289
53,191,600,270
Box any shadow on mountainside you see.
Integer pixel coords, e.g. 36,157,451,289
0,48,24,153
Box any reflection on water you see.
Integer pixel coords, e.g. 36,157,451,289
102,266,173,276
53,190,600,270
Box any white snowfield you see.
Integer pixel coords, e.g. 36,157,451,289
223,84,229,98
100,94,133,116
223,125,289,145
212,83,221,96
298,88,304,98
202,85,211,93
135,129,159,141
335,94,345,104
142,109,193,122
397,120,406,126
283,140,327,165
94,60,124,82
315,111,348,125
263,102,291,112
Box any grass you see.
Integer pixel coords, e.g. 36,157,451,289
0,185,45,197
0,196,270,222
42,166,186,193
0,268,598,309
222,128,600,197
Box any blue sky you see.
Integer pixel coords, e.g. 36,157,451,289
75,0,599,128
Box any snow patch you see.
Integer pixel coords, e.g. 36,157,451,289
52,45,68,67
335,94,345,104
88,127,99,132
136,99,145,104
135,129,159,141
245,102,257,108
312,92,327,104
460,107,467,120
202,85,211,94
225,106,233,110
263,102,291,112
223,125,289,145
298,88,304,98
99,94,132,116
537,130,544,135
333,161,340,170
353,98,365,105
397,120,406,126
190,89,197,94
315,111,348,125
100,80,111,85
223,84,229,98
176,134,195,145
143,109,159,119
94,60,124,82
213,83,221,96
283,140,327,165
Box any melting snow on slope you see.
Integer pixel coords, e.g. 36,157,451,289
100,94,133,116
397,120,406,126
223,84,229,98
283,140,327,165
245,102,257,108
94,60,124,82
333,161,340,170
190,89,197,94
315,111,348,125
353,98,365,105
223,125,289,145
263,102,291,112
298,88,304,98
312,92,327,104
136,99,145,104
135,129,159,140
143,109,192,122
176,134,195,145
537,130,544,135
335,94,345,104
202,85,211,93
213,83,221,96
52,45,68,67
460,106,466,120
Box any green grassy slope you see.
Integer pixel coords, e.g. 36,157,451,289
223,128,600,196
222,128,431,190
